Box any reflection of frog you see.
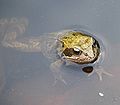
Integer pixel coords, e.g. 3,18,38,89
0,18,112,85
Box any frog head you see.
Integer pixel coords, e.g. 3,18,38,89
59,31,100,64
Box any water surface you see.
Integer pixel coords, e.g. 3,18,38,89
0,0,120,105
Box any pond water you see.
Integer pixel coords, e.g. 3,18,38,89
0,0,120,105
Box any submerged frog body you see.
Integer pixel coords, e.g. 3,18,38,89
0,18,112,85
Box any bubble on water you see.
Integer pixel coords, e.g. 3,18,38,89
98,92,104,97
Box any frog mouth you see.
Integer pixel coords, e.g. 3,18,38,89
65,54,97,64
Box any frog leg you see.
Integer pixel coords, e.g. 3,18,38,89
1,18,28,48
88,66,113,81
1,18,43,52
65,60,75,66
50,59,67,85
94,67,113,81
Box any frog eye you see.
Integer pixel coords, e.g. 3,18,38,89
73,47,82,55
82,66,93,73
63,48,82,57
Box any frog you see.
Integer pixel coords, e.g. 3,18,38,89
0,18,113,85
